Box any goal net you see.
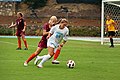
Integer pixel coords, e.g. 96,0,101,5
101,0,120,45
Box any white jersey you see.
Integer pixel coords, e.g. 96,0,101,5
47,24,69,48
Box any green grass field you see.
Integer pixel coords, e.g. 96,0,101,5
0,38,120,80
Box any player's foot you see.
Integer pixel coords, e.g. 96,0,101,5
24,61,28,66
37,64,43,68
16,48,21,50
52,60,60,64
109,45,114,48
34,56,39,65
24,48,28,50
34,56,43,65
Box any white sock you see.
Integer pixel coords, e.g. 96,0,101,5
37,54,51,66
36,55,44,60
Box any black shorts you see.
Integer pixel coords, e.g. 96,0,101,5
108,31,115,37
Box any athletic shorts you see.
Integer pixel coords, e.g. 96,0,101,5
108,31,115,37
16,31,25,37
47,41,58,49
38,40,47,48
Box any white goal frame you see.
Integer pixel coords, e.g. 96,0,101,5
101,0,120,45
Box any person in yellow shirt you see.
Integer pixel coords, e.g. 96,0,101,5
106,15,116,48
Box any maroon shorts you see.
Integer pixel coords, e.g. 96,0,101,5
38,39,47,48
16,31,25,37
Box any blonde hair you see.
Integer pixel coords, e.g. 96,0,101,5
50,16,57,21
49,16,57,24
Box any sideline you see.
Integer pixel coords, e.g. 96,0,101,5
0,36,101,42
1,36,120,46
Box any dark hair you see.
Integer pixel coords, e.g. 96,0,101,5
60,18,68,23
19,12,23,17
56,18,62,24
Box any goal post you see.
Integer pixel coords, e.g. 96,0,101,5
101,0,120,45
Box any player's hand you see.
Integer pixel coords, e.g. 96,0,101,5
105,32,107,35
22,29,25,32
8,25,13,28
9,22,14,28
46,36,50,39
57,45,62,50
59,43,64,47
8,26,11,28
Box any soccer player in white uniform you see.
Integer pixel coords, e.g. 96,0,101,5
34,18,69,68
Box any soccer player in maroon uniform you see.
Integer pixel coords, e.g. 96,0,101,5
24,16,61,66
9,12,28,50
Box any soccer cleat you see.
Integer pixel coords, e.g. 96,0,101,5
24,48,28,50
16,48,21,50
34,56,43,65
24,61,28,66
52,60,60,64
34,57,39,65
37,64,43,68
109,45,114,48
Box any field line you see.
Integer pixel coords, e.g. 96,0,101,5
0,40,36,47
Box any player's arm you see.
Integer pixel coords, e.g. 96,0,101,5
46,33,52,39
9,22,16,28
105,24,108,35
60,36,67,47
112,20,116,25
105,25,108,32
59,40,67,47
105,21,108,32
43,30,49,36
22,21,27,32
112,20,117,31
60,28,69,47
46,26,56,39
42,24,50,36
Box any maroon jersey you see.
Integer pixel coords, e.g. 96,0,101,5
41,23,50,41
16,18,25,31
38,23,50,48
15,18,25,37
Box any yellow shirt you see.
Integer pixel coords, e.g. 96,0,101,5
106,19,115,31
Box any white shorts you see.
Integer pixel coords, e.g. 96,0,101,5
47,42,55,48
47,41,59,53
47,41,58,48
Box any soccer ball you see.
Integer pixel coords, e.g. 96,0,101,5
67,60,75,68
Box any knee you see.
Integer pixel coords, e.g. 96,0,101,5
17,37,21,40
34,52,39,55
23,38,26,41
58,47,61,50
49,52,54,56
35,50,40,55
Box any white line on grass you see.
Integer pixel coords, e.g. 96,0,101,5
44,60,120,64
0,41,36,47
0,40,17,46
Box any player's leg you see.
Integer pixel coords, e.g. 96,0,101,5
109,32,115,48
52,47,61,64
16,31,22,50
37,47,54,68
21,34,28,50
24,47,43,66
34,55,45,65
109,36,114,47
16,36,21,50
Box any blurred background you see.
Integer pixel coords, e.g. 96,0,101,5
0,0,101,36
